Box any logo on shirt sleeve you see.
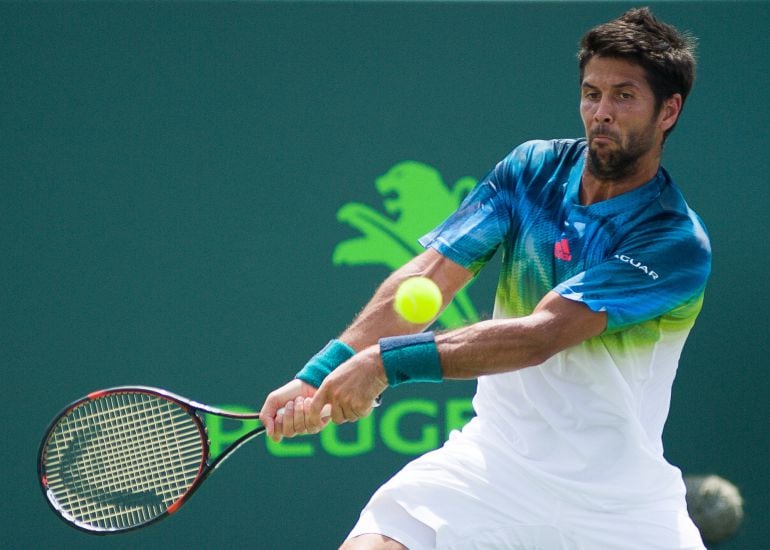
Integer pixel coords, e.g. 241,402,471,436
614,254,659,280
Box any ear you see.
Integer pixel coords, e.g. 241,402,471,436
659,93,683,133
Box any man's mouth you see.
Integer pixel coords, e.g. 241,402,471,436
591,135,614,145
590,127,619,144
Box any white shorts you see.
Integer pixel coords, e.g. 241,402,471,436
347,420,704,549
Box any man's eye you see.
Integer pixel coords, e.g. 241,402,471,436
618,92,634,100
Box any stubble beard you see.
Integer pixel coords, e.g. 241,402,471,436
586,124,658,182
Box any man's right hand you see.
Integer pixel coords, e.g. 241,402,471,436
259,379,321,442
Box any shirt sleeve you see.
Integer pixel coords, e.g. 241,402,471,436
418,144,532,273
554,211,712,331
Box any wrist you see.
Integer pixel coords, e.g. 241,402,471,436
379,332,443,387
295,339,355,388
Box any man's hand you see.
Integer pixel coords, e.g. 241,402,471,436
259,379,318,442
305,346,388,431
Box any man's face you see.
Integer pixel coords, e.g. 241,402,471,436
580,56,666,181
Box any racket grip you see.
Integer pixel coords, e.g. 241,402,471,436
276,397,381,418
276,403,332,418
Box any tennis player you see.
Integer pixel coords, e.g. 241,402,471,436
260,8,710,549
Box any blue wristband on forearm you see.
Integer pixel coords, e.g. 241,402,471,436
379,332,443,387
295,339,355,388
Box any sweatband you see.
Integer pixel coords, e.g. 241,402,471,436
295,339,355,388
379,331,443,387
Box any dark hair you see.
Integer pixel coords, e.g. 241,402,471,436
578,7,697,136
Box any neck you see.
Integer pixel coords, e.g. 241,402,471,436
580,151,661,206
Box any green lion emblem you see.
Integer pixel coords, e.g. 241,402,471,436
333,161,479,329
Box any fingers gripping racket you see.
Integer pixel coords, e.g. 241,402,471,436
38,386,316,534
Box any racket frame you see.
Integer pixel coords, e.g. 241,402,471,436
38,386,265,535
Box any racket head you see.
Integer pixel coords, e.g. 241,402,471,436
38,387,210,534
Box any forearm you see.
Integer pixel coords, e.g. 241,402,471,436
339,275,431,351
400,292,607,380
303,293,605,430
340,250,472,351
434,317,555,379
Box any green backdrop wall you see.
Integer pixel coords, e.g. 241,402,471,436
2,2,767,549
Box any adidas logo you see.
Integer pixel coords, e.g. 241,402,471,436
554,238,572,261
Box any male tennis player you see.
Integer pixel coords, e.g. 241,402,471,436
260,8,710,549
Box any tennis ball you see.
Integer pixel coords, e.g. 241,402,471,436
684,474,744,544
394,276,443,324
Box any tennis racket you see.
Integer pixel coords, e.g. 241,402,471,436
38,386,328,534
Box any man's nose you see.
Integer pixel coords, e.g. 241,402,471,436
594,97,614,123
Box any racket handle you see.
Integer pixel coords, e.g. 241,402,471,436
276,396,381,418
276,403,332,418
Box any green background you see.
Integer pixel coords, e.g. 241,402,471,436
2,1,767,548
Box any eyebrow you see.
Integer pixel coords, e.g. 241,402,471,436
581,80,641,90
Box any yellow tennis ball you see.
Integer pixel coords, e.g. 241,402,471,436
394,276,443,324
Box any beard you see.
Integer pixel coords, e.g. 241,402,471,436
586,123,657,182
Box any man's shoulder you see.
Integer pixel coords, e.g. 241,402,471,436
618,174,712,273
653,170,710,244
500,139,586,187
511,138,586,164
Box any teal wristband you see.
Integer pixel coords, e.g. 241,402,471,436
295,339,355,388
380,332,443,387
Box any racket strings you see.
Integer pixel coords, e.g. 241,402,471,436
61,399,200,490
42,392,205,531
